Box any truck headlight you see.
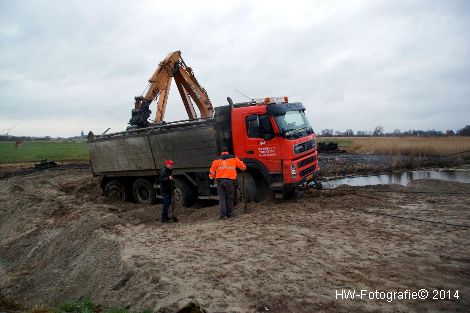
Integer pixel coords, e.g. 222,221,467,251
290,164,297,178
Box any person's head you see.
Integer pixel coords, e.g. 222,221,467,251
164,160,175,169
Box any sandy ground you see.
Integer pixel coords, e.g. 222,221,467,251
1,169,469,312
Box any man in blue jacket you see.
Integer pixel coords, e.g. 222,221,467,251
160,160,175,223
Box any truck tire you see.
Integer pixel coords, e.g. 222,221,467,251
133,178,156,204
255,179,267,202
104,179,128,201
314,181,323,190
173,178,196,207
237,172,256,203
283,188,299,200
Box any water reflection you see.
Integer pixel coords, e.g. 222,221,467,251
324,169,470,188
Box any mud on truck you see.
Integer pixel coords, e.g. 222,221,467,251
87,51,320,206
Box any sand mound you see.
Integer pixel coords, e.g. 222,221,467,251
1,169,469,312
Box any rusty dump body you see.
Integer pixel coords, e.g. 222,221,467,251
88,118,219,177
87,106,234,206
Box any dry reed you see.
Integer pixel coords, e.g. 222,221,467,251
336,137,470,157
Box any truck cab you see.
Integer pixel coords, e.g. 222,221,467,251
228,96,320,197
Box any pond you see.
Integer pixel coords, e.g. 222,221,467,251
322,169,470,188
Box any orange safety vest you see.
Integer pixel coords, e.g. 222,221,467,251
209,154,246,180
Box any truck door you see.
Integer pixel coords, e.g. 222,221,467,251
244,114,281,171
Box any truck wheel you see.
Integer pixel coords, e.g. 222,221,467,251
173,178,195,207
104,179,128,201
133,178,156,204
255,179,267,202
237,172,257,203
234,185,242,206
314,181,323,190
283,188,298,200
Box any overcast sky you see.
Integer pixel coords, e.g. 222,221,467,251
1,0,469,137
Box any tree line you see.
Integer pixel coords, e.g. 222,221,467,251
319,125,470,137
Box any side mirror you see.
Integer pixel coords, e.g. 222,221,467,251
259,116,270,132
246,115,257,123
262,133,274,141
259,116,274,140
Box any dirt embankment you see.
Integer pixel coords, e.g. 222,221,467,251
1,169,469,312
0,161,89,180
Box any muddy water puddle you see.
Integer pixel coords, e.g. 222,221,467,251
323,169,470,188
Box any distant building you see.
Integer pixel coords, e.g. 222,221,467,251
81,130,85,139
445,129,455,136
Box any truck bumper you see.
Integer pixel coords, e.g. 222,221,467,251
283,168,320,193
269,167,320,194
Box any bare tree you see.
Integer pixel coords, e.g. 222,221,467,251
373,125,384,136
320,129,334,136
457,125,470,136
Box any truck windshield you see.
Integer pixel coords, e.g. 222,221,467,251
274,110,313,138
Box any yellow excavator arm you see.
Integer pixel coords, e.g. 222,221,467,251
129,51,214,128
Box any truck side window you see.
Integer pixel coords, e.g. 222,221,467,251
246,115,260,138
246,115,274,139
259,115,274,136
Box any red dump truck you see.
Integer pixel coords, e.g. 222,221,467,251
88,96,320,206
87,52,320,206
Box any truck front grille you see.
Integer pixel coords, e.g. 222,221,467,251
294,140,315,154
300,165,316,177
298,155,315,168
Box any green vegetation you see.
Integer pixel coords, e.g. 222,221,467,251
54,299,94,313
317,137,353,149
0,297,153,313
101,308,130,313
0,141,89,164
52,299,150,313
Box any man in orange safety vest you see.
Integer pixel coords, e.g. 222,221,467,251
209,151,246,219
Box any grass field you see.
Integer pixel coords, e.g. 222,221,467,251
0,141,89,164
0,295,152,313
318,136,470,156
2,137,470,164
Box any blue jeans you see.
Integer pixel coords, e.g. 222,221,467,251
162,193,171,222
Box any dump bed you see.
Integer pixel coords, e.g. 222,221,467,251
88,119,218,176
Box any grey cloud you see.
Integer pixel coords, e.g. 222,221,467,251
1,0,469,136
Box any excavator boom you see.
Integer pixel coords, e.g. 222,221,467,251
129,51,213,128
